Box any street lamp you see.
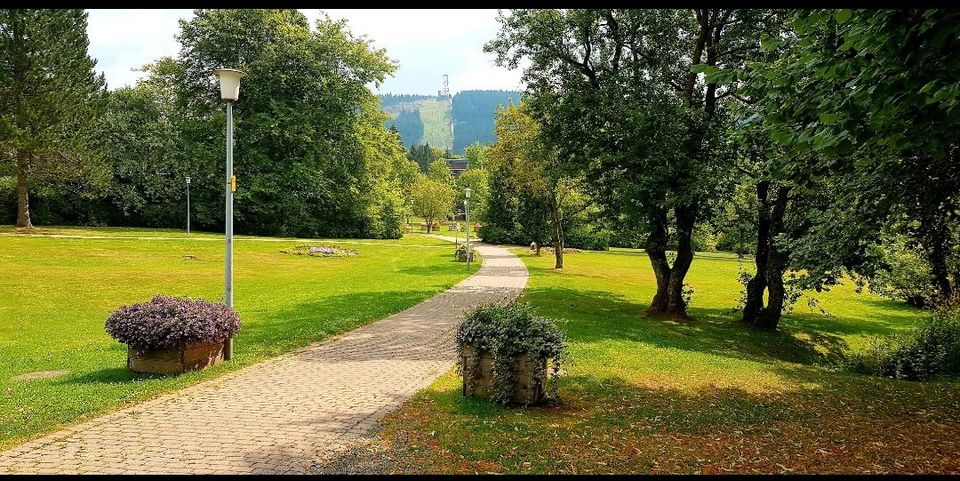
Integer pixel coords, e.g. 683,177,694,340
215,68,245,361
185,176,191,235
464,187,472,268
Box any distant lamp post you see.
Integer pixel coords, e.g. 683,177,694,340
464,187,472,268
185,176,191,235
214,68,245,361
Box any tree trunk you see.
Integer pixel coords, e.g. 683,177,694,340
16,149,33,228
742,181,771,325
666,204,697,315
425,217,432,234
646,207,672,314
549,192,563,269
743,184,790,329
925,227,954,302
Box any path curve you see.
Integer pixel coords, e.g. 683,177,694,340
0,241,526,474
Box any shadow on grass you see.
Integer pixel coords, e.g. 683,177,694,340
353,365,960,474
524,286,853,366
61,367,169,385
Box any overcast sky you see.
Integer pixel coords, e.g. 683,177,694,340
86,9,525,95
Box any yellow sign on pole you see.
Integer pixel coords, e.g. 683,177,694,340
230,175,237,192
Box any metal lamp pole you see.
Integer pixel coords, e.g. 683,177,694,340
215,68,245,361
185,176,191,235
464,188,471,267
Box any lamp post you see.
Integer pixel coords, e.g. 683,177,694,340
185,176,191,235
464,187,471,268
215,68,245,361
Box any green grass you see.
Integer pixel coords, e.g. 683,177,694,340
376,248,960,474
0,226,477,449
418,98,453,151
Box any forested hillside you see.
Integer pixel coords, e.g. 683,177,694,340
451,90,522,152
380,89,521,153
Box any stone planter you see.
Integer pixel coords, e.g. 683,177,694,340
127,340,226,374
461,345,545,405
456,245,475,263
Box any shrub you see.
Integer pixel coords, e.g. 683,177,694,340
106,295,241,350
565,224,611,251
477,224,528,245
868,236,937,307
845,302,960,381
456,302,567,404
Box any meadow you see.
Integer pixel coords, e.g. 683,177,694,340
0,226,476,448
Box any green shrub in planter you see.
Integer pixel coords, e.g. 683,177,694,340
457,302,567,405
455,243,475,262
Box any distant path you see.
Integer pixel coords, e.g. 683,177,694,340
0,241,527,474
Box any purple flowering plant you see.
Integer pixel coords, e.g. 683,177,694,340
105,294,241,350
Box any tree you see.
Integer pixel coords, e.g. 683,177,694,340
407,143,438,173
485,102,590,268
174,9,397,238
456,167,489,223
410,175,454,234
463,142,489,169
487,9,776,313
0,9,107,228
426,158,453,185
755,9,960,305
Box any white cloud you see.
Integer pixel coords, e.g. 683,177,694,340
87,9,194,89
86,9,524,95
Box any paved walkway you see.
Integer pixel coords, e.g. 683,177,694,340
0,241,526,474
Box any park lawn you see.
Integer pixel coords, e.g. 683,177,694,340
0,227,477,449
372,248,960,474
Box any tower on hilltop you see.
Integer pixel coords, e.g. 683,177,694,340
438,74,450,98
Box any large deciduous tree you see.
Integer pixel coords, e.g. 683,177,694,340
756,9,960,305
0,9,106,228
172,9,398,238
487,9,776,316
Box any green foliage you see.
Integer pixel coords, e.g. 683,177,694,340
846,303,960,381
456,302,567,404
456,168,489,222
407,143,439,173
427,158,453,184
564,223,611,251
868,235,938,308
390,109,424,147
753,9,960,300
0,9,109,226
690,222,718,252
4,9,406,239
463,142,489,169
410,175,455,230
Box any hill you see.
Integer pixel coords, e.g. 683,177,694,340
380,90,522,153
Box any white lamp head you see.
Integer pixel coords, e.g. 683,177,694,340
464,187,472,199
185,176,191,184
214,68,246,101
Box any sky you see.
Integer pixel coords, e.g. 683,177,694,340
85,9,525,96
